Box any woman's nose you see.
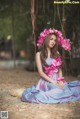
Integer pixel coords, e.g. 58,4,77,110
52,40,55,43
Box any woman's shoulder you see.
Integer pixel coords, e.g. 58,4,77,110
57,51,60,55
36,51,41,55
56,51,61,57
36,52,41,58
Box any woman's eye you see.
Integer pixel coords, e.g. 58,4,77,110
50,38,53,40
54,39,56,42
50,38,56,41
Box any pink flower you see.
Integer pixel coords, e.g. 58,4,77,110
52,57,62,67
49,28,54,33
37,43,40,46
54,30,62,37
56,57,62,66
61,39,71,51
43,57,62,76
57,36,63,45
37,28,71,51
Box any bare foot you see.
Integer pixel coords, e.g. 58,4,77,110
9,88,25,98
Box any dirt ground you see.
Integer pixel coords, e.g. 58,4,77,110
0,69,80,119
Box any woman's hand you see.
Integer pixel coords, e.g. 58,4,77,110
51,80,64,89
51,81,60,87
57,81,64,89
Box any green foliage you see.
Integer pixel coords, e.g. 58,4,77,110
0,0,80,52
0,0,32,51
14,15,32,50
0,17,12,37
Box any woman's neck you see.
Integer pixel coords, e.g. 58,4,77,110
47,47,51,57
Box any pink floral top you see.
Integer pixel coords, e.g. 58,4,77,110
43,57,62,77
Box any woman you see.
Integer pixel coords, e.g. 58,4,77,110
11,28,80,104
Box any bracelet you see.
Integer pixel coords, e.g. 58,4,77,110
57,77,64,81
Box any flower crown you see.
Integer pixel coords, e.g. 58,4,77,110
37,28,71,51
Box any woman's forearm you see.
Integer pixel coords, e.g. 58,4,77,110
39,71,55,84
58,68,63,77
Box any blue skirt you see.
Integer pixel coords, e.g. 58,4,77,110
21,80,80,104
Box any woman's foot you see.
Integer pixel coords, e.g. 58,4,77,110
9,88,25,98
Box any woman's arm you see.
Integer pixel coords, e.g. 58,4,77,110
58,68,64,88
35,52,57,84
58,68,63,77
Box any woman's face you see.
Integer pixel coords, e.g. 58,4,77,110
48,34,57,48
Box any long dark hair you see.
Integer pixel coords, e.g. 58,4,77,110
38,33,60,64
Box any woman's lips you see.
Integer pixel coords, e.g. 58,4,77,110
51,43,54,46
